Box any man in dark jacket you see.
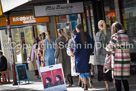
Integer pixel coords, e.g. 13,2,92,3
0,51,7,72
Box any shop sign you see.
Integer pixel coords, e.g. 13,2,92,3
1,0,30,13
108,12,115,18
34,2,84,17
60,15,67,22
0,15,49,27
0,3,3,16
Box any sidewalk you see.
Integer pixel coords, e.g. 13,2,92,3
0,71,136,91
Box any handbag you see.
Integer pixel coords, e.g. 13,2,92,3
89,55,95,65
103,54,112,73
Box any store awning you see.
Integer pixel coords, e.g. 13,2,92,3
0,14,49,29
1,0,31,13
0,0,91,16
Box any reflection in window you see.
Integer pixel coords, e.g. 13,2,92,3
104,0,116,26
123,0,136,53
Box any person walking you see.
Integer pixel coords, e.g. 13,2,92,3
55,29,73,86
73,24,94,90
44,31,55,66
94,20,112,91
106,22,130,91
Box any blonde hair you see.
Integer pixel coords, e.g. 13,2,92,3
46,31,52,44
98,20,107,35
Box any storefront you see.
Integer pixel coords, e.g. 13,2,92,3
0,15,49,64
121,0,136,74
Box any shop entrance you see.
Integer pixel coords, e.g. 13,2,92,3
12,26,33,64
11,24,47,64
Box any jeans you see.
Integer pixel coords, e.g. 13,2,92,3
115,79,129,91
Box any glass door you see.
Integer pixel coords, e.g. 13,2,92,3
12,26,33,64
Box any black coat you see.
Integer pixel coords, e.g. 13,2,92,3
0,56,7,71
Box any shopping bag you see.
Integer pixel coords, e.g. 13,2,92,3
103,54,112,73
40,64,67,91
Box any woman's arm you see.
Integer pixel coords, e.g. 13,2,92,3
67,39,74,56
95,32,102,55
54,40,59,58
73,36,80,55
106,34,118,52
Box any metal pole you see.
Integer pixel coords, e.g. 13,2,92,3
84,7,89,33
80,13,83,26
114,0,123,24
88,6,94,40
6,14,18,85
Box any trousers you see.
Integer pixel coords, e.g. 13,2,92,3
115,79,129,91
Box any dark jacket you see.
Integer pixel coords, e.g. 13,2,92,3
0,56,7,71
44,83,54,88
73,33,94,73
55,81,64,86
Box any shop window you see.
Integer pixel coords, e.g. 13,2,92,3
104,0,116,26
37,24,47,35
122,0,136,53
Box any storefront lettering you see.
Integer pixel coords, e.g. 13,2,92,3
12,16,36,23
45,5,73,11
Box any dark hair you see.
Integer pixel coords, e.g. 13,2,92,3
47,31,50,35
0,51,3,55
72,29,77,35
45,77,51,82
111,22,124,35
34,38,39,49
58,29,63,34
42,32,46,39
76,24,87,45
56,75,61,80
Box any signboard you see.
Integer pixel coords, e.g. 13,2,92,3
0,3,3,16
15,64,29,85
34,2,84,17
0,15,49,27
1,0,30,13
40,64,66,91
10,15,49,26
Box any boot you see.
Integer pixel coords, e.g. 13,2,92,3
82,83,84,88
89,80,94,88
84,84,88,90
67,74,73,87
78,80,82,87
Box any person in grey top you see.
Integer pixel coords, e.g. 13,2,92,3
94,20,112,91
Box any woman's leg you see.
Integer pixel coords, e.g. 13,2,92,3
67,74,73,86
88,77,94,88
115,79,122,91
78,75,82,87
82,77,88,90
105,80,109,91
122,80,129,91
35,70,39,78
